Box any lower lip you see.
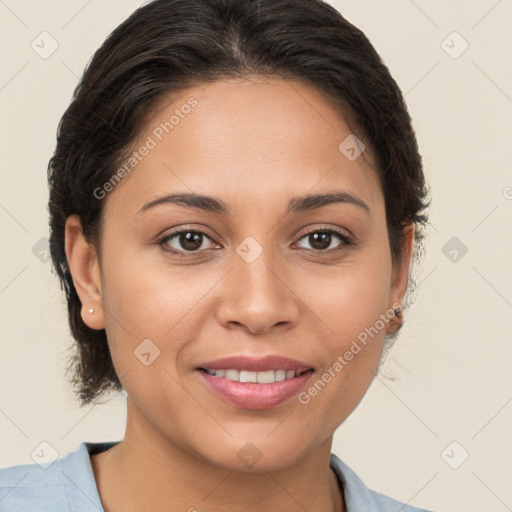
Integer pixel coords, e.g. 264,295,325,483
196,369,315,410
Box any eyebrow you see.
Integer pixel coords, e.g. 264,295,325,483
136,190,370,216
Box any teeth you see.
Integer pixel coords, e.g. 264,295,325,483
275,370,286,381
257,370,276,384
237,370,255,383
204,368,307,383
225,369,240,381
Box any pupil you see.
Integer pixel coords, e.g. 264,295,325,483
180,232,202,251
310,232,330,250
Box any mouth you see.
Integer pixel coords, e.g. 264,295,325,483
195,365,315,410
194,354,316,409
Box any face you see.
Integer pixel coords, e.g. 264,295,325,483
67,76,412,471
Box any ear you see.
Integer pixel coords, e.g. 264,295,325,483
385,223,415,335
64,214,105,330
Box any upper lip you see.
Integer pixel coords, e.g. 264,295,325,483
197,355,315,374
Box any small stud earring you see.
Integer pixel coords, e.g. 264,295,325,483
88,308,95,314
394,307,402,318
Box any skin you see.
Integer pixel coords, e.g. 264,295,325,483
65,76,414,512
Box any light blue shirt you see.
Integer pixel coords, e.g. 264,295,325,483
0,441,434,511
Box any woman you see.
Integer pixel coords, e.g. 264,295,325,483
0,0,433,510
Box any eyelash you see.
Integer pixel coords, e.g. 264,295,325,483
157,225,354,257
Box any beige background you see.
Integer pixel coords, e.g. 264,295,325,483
1,1,511,511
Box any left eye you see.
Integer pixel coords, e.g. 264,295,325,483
295,229,352,252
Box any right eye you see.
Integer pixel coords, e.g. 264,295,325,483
158,228,220,256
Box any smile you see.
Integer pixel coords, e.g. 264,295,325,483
196,368,315,409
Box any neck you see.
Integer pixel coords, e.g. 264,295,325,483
91,399,344,512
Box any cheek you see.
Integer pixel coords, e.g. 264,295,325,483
306,240,392,400
100,248,218,358
315,246,392,342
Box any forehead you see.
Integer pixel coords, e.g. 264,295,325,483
102,77,383,218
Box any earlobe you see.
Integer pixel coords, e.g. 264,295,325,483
64,214,105,330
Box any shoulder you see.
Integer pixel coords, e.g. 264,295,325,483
0,441,118,511
330,453,436,512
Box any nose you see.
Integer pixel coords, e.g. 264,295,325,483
215,245,301,335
